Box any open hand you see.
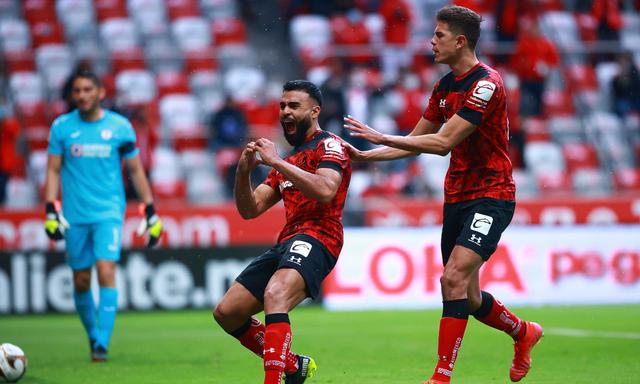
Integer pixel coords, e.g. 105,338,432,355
344,115,386,145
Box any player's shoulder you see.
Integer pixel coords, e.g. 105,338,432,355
51,110,77,129
476,63,504,87
104,110,132,127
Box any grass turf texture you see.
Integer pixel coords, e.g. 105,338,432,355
1,305,639,383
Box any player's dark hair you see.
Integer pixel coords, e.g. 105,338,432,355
283,80,323,107
436,5,482,50
70,69,102,88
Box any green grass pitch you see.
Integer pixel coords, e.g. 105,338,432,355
1,305,639,383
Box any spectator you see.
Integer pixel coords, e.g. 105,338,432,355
611,52,640,117
592,0,623,62
510,18,560,117
209,96,248,150
0,109,23,205
319,60,347,135
379,0,413,84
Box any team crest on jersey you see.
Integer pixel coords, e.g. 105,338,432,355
279,180,293,192
472,80,496,102
101,129,113,140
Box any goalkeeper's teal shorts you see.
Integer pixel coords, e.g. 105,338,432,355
65,221,123,270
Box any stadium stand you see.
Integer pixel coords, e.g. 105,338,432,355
0,0,638,208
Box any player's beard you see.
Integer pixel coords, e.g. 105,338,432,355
282,114,312,147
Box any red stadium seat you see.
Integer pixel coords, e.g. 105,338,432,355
522,117,551,142
561,143,599,171
184,48,219,73
536,171,572,194
95,0,128,21
211,18,247,46
565,64,598,92
30,21,65,47
155,70,190,97
575,12,597,41
111,48,146,72
15,101,48,128
613,168,640,190
3,50,36,73
543,89,575,117
22,0,57,25
167,0,200,20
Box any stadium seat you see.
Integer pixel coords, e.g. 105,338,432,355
144,40,183,72
115,69,157,105
184,47,218,73
613,168,640,190
128,0,167,37
5,178,38,209
166,0,200,20
211,18,247,46
200,0,237,20
3,50,36,73
35,44,74,95
171,17,212,51
571,168,612,196
575,12,597,41
94,0,128,22
9,71,45,104
524,141,565,176
539,11,579,50
22,0,57,24
186,169,226,204
536,171,572,194
189,69,220,95
0,0,20,21
15,101,48,127
223,66,266,102
27,149,47,187
512,169,539,198
100,18,139,52
543,89,575,117
562,143,600,171
564,64,598,92
30,21,65,47
159,94,207,149
522,117,551,142
290,15,332,52
111,48,146,72
56,0,96,39
150,146,187,200
155,70,190,97
0,19,31,52
548,116,584,144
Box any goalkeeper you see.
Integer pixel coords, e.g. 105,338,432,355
44,69,162,362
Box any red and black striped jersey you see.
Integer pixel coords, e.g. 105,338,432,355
264,130,351,258
423,62,516,203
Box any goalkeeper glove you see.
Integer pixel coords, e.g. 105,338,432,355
44,201,69,241
136,203,163,248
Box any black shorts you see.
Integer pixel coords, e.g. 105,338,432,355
441,197,515,264
235,234,337,301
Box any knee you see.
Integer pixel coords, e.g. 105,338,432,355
263,283,286,307
440,267,466,294
213,302,232,326
73,274,91,292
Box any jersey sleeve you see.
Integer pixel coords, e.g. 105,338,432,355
457,78,499,126
422,81,443,124
119,119,139,159
263,168,279,190
317,136,348,173
47,119,64,155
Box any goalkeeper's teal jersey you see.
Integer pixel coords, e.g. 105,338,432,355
47,109,139,224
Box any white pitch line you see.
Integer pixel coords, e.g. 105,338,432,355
545,328,640,340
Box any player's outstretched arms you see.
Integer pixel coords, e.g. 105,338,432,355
343,116,442,160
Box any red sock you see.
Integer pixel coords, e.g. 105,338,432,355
230,317,298,372
431,317,468,382
473,292,525,340
263,314,292,384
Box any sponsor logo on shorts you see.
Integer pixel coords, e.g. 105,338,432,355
469,234,482,246
290,240,312,257
437,367,452,377
470,212,493,235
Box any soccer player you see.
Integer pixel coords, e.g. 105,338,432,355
44,70,163,362
213,80,351,384
343,6,543,383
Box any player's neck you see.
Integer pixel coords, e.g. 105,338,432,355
79,108,104,122
449,53,479,77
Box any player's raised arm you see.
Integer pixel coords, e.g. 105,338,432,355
254,138,342,203
234,141,281,219
345,113,474,156
343,116,442,161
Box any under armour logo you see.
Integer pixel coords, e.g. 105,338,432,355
265,347,276,354
289,256,302,264
439,99,446,107
469,234,482,246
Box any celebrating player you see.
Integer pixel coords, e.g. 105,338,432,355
44,70,163,362
343,6,542,383
213,80,351,384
